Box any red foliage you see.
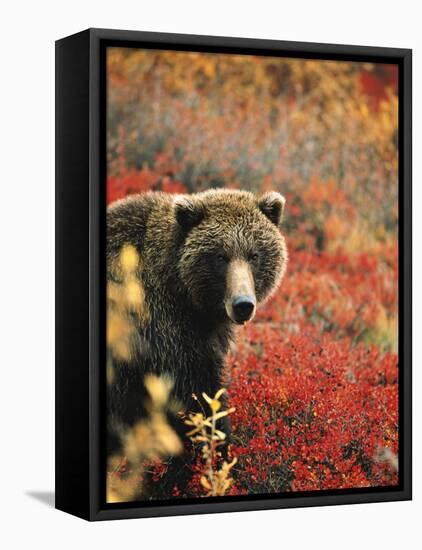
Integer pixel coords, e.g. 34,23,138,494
226,327,398,493
359,65,398,109
108,169,186,203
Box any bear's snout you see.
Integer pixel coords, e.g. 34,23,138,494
225,259,256,324
232,295,256,323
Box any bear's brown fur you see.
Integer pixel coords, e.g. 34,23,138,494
107,189,287,448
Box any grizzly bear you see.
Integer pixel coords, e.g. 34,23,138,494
107,189,288,485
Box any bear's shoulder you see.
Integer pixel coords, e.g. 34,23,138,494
107,192,175,250
108,191,173,221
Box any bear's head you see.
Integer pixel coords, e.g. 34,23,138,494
174,189,287,325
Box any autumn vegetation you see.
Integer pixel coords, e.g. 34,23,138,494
106,48,399,499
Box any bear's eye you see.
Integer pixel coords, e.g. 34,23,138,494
249,252,259,262
216,254,228,263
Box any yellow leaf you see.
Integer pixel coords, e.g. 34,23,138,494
200,476,211,490
214,388,226,400
120,244,139,273
210,399,221,413
202,392,212,405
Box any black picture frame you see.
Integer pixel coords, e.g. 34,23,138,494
55,28,412,521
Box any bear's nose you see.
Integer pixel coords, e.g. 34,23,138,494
232,295,256,323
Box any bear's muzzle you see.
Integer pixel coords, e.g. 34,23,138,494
225,259,256,324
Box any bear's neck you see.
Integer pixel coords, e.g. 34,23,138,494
142,287,234,402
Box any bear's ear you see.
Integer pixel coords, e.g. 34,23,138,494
258,192,286,226
174,196,204,230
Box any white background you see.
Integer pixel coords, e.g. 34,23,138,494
0,1,419,548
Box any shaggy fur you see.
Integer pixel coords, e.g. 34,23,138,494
107,189,288,442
